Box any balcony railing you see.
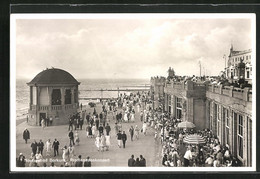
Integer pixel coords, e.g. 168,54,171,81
207,84,251,102
30,104,78,111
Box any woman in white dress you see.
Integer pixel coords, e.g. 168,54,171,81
46,139,52,156
74,131,80,146
95,135,101,151
62,146,70,163
130,112,135,122
105,134,111,151
92,125,97,137
100,134,106,152
142,122,147,136
134,125,140,140
124,112,128,122
137,103,140,113
68,144,75,157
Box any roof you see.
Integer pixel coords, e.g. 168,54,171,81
27,68,80,86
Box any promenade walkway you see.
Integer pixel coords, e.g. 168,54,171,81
16,103,162,167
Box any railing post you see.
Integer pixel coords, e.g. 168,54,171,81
243,87,249,101
229,86,234,97
219,85,223,94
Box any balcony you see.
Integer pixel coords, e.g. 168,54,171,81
30,104,78,111
207,84,251,102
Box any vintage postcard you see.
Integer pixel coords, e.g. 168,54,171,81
10,13,256,172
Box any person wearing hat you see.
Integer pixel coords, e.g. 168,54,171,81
16,153,26,167
128,155,135,167
23,128,30,144
75,155,83,167
117,131,122,148
122,131,127,148
84,156,91,167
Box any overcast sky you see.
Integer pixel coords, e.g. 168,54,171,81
15,15,253,79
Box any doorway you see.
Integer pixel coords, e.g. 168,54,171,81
39,113,46,126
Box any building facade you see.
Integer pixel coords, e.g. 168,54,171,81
150,65,253,166
150,76,166,110
27,68,80,126
226,45,252,84
206,84,252,166
164,80,207,131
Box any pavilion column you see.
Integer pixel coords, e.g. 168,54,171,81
48,87,52,105
29,86,32,109
71,87,75,105
61,87,65,105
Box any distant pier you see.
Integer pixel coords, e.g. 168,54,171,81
79,84,151,100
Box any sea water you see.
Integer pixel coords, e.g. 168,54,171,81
15,78,150,120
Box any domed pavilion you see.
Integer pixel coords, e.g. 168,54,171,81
27,68,80,126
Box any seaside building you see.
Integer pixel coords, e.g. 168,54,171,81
151,64,252,166
226,45,252,84
164,80,207,131
206,84,252,166
27,68,80,126
150,76,166,110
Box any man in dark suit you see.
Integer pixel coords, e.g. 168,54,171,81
128,155,135,167
31,140,38,155
83,156,91,167
52,138,60,157
105,123,111,136
122,131,127,148
117,131,122,148
75,155,83,167
23,128,30,144
140,155,146,167
37,139,44,155
68,130,75,146
98,124,104,135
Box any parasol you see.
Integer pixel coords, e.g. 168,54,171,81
177,121,196,129
183,134,206,145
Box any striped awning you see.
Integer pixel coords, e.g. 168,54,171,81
183,134,206,145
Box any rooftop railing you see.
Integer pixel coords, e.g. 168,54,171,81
207,84,251,102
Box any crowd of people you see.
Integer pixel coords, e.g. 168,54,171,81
128,154,146,167
18,91,154,167
155,114,242,167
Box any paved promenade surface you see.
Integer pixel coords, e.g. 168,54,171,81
16,104,162,167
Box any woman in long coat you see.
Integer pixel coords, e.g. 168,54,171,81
23,129,30,144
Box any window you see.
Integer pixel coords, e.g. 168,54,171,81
246,56,248,60
176,97,182,119
247,71,250,78
217,105,220,136
238,114,243,158
74,89,77,103
225,108,230,145
65,89,72,104
52,89,61,105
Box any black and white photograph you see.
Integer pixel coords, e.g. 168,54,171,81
10,13,256,172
